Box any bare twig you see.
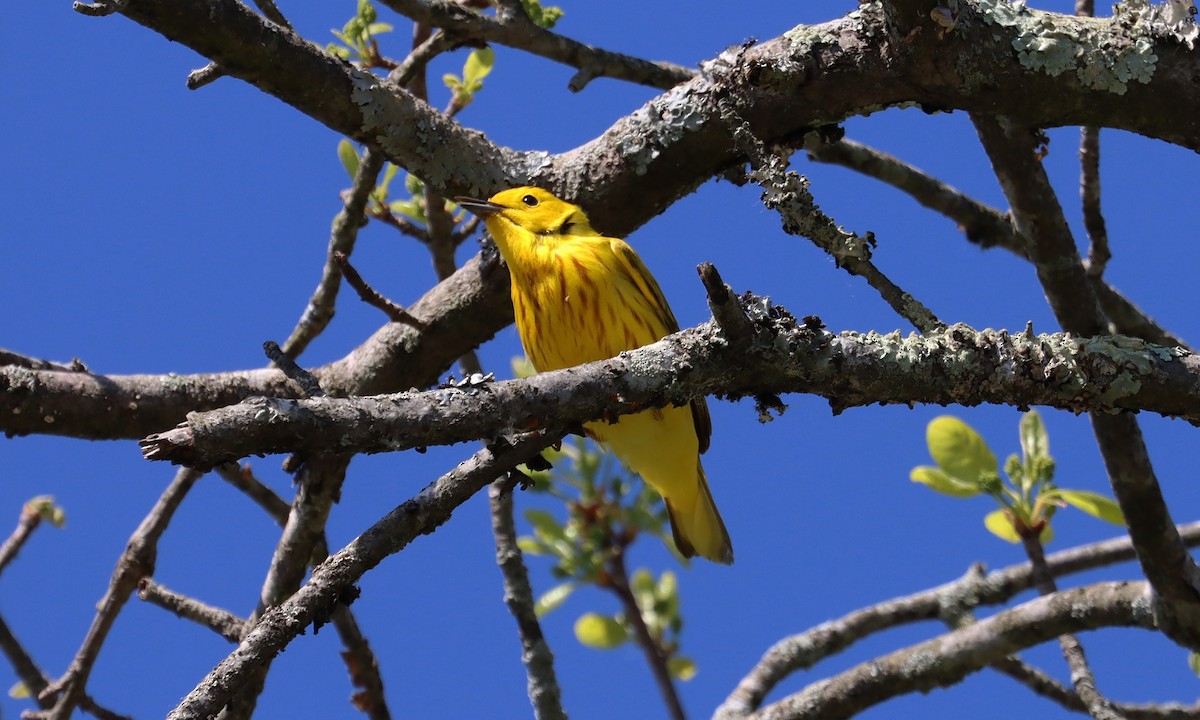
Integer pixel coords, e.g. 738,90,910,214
0,497,62,575
0,611,129,720
609,548,687,720
489,479,569,720
31,467,202,720
388,28,462,87
717,521,1200,718
716,101,943,334
167,431,561,720
752,583,1151,720
1020,535,1122,720
282,148,388,358
803,135,1186,349
213,465,393,720
377,0,693,91
264,341,325,398
335,253,429,329
137,579,246,643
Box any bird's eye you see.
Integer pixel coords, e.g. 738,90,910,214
521,194,539,207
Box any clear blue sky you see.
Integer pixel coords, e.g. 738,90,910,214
4,1,1200,718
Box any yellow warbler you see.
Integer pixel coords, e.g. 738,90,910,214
457,187,733,564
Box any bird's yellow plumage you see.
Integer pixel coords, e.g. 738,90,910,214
457,187,733,564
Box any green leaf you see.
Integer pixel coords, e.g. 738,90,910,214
1019,410,1049,462
575,613,627,649
631,569,656,610
1189,651,1200,677
443,73,462,90
26,495,65,528
909,465,982,498
516,537,545,555
984,509,1052,543
358,0,376,24
366,22,393,36
984,509,1021,543
525,509,566,543
404,172,425,196
337,139,360,179
926,416,997,485
1048,489,1126,526
520,0,564,28
534,582,576,617
463,47,495,85
668,656,697,681
9,681,30,699
378,163,398,197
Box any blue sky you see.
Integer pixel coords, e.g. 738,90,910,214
4,1,1200,718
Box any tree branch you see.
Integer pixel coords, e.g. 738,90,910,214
973,113,1200,650
717,521,1200,718
752,582,1152,720
96,0,1200,241
140,316,1200,468
165,430,561,720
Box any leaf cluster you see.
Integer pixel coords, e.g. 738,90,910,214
911,411,1124,543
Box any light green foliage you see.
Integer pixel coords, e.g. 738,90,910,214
575,612,627,649
26,495,65,528
911,411,1124,543
516,354,695,680
337,139,360,178
520,0,564,29
327,0,393,65
9,682,30,699
444,47,496,111
1189,650,1200,677
334,140,457,227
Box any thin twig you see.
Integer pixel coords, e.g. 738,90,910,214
264,341,325,397
608,548,687,720
0,497,61,575
388,29,462,87
213,464,393,720
281,147,388,358
1021,534,1122,720
31,467,202,720
0,610,129,720
334,252,428,329
137,579,246,643
715,98,943,333
716,521,1200,718
377,0,693,91
489,479,569,720
803,135,1187,348
167,431,562,720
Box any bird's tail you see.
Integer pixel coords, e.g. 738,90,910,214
665,462,733,564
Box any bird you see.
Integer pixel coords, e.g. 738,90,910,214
456,186,733,564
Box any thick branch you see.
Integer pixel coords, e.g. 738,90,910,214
0,252,512,440
140,317,1200,468
104,1,1200,240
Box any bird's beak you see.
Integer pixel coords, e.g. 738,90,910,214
455,196,502,217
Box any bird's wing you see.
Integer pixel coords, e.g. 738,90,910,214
610,239,712,454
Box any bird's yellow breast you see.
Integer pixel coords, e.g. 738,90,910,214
503,235,665,373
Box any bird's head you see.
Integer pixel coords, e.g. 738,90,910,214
456,186,596,237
